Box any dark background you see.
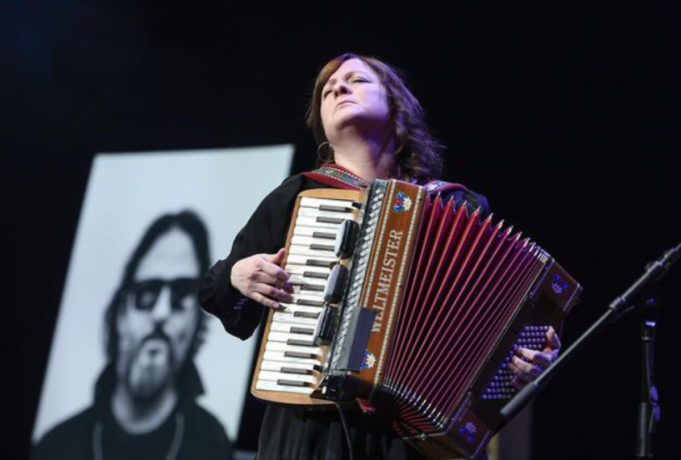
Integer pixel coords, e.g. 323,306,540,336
4,1,679,459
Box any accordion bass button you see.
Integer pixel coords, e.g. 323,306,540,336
334,219,359,258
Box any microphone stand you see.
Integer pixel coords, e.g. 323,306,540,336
500,243,680,456
635,298,660,460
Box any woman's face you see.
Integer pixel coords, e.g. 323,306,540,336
320,58,391,141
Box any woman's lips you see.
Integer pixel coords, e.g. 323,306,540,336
336,100,356,109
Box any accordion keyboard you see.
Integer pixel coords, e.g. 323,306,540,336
254,196,361,396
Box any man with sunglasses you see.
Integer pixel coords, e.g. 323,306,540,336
33,211,233,460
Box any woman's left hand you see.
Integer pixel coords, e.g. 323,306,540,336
509,326,561,389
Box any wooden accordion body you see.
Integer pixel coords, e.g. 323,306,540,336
251,179,582,459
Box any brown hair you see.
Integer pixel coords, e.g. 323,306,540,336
306,53,443,182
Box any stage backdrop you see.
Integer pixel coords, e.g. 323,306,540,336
32,145,294,446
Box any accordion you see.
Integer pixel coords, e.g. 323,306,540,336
251,179,581,459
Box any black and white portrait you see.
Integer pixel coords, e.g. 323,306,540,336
31,146,293,459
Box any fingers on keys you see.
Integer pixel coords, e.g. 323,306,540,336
252,249,293,309
515,347,553,369
545,326,561,351
509,355,541,389
252,282,293,309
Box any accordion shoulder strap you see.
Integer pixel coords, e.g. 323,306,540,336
302,167,469,198
423,179,468,196
426,180,492,217
302,164,369,190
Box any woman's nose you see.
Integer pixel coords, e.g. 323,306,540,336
333,81,350,97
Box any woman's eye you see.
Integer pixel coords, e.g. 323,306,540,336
322,90,331,98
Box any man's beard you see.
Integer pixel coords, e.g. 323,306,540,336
125,327,178,402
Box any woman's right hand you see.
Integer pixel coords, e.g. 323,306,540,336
230,248,294,309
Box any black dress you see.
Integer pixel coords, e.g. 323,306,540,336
199,174,490,460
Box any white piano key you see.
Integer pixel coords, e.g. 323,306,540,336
276,302,324,312
272,312,319,326
291,285,319,295
263,350,321,365
300,197,357,210
286,254,337,267
260,360,316,372
295,216,342,229
288,244,337,259
291,292,325,302
288,244,337,258
285,265,331,277
277,293,325,306
296,207,353,219
293,226,338,239
269,323,316,334
267,331,317,344
255,380,315,394
257,370,317,384
277,305,323,315
265,341,321,355
288,274,327,287
290,235,341,248
292,286,325,297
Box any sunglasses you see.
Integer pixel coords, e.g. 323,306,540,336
125,278,199,313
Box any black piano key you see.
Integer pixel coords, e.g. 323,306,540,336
312,231,336,240
304,271,329,279
318,204,353,213
306,259,335,268
309,243,335,252
277,379,311,387
293,311,320,319
287,338,316,347
284,351,317,359
296,298,324,307
301,283,324,292
316,216,344,224
290,327,314,335
280,367,313,376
